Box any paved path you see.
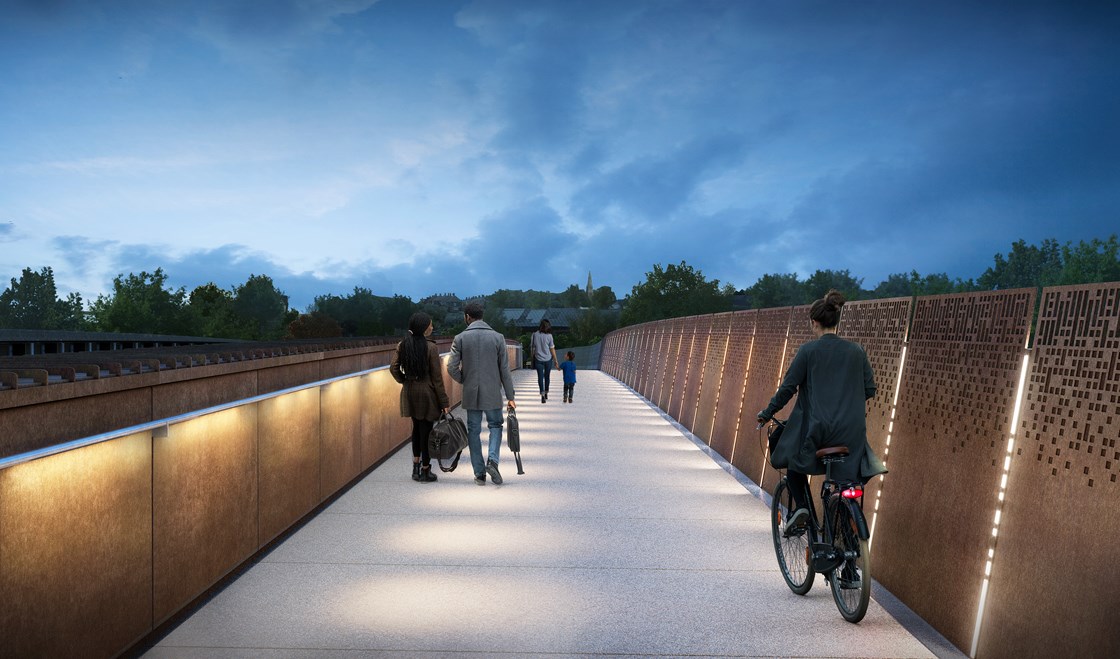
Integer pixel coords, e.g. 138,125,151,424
145,370,961,658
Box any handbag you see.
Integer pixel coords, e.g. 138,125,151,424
429,412,468,472
506,406,524,475
765,418,786,467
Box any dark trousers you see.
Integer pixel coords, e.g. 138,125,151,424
411,418,433,465
563,382,574,399
787,470,812,512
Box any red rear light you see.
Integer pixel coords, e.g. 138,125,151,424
841,487,863,499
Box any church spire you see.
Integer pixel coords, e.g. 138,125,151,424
586,271,593,298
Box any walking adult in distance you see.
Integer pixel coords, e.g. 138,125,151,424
390,311,450,483
448,301,517,485
531,318,559,403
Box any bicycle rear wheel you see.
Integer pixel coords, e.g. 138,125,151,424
771,477,814,595
827,497,870,623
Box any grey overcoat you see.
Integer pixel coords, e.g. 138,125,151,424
762,333,887,483
389,338,449,421
447,320,516,410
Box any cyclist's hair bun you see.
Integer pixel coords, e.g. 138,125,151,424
810,289,845,328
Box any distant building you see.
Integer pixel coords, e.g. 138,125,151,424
419,293,463,312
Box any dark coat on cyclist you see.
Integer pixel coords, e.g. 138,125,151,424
761,333,887,483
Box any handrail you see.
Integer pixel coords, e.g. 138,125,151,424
0,362,396,472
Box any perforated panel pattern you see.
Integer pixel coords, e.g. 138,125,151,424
678,316,712,430
694,313,733,444
710,311,755,459
874,289,1035,651
979,282,1120,658
733,307,791,478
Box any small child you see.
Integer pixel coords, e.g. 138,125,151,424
559,351,577,403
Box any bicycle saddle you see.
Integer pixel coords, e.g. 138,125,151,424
816,446,850,459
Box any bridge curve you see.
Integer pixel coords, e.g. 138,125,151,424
141,369,947,657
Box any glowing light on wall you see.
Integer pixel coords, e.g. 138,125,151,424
727,328,756,467
707,322,733,445
969,352,1031,658
869,344,908,546
756,329,790,490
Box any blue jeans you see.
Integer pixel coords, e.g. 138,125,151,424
466,408,503,477
534,359,553,395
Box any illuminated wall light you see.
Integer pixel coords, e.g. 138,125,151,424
728,331,757,467
970,352,1032,658
689,332,713,426
870,341,908,547
757,333,790,490
707,326,732,445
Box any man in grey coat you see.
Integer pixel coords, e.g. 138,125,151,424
448,301,517,485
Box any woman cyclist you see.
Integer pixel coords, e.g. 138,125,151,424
757,290,886,529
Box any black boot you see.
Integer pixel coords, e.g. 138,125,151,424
419,464,438,482
412,462,421,481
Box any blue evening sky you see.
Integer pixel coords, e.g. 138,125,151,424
1,1,1117,309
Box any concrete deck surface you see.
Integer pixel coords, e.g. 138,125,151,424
144,370,964,658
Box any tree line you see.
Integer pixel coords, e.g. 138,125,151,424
1,236,1117,342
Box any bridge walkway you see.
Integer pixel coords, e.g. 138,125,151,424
143,370,960,658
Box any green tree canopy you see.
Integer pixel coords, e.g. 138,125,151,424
88,268,190,334
977,239,1063,290
0,266,85,330
232,274,289,340
803,269,863,303
621,261,733,326
186,282,241,338
747,273,803,309
287,311,343,338
557,283,590,308
1055,235,1120,285
312,288,417,337
590,285,617,309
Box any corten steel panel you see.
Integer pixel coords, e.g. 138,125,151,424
257,361,321,395
838,297,913,528
0,388,152,460
678,316,713,432
362,370,409,469
258,388,322,545
641,326,661,397
153,405,258,623
873,289,1035,653
629,329,644,386
0,433,152,659
979,284,1120,659
320,376,364,499
630,328,648,390
643,324,667,403
152,370,258,419
733,307,795,485
320,353,366,379
666,318,698,419
656,320,686,411
693,313,733,444
710,311,757,460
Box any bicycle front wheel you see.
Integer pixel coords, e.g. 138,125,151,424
771,477,814,595
827,497,871,623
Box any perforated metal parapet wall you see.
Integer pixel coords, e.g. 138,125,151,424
837,297,912,536
599,285,1119,657
979,284,1120,659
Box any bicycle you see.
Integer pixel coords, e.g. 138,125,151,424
763,419,872,623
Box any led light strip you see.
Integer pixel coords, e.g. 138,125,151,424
706,322,732,446
728,326,756,467
969,352,1031,657
869,344,908,547
758,325,790,491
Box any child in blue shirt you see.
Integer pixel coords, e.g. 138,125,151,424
560,351,577,403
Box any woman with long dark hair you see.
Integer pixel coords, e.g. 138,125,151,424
757,290,886,527
390,311,450,482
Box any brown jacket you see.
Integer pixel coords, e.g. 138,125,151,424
390,338,450,421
